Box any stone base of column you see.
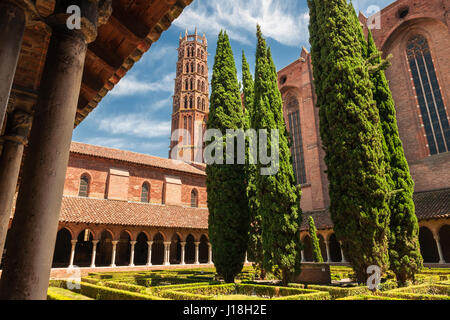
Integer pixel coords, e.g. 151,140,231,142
110,264,116,268
129,264,135,267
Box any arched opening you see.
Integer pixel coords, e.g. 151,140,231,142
197,97,201,110
202,81,205,92
141,182,150,203
302,235,313,262
52,228,72,268
191,189,198,208
170,234,182,264
116,231,131,266
151,233,165,265
439,225,450,263
185,234,195,264
199,235,209,263
419,227,440,263
185,79,188,90
318,234,327,262
184,96,188,109
97,230,113,267
134,233,148,266
78,174,90,197
329,234,342,262
74,229,93,267
189,96,193,109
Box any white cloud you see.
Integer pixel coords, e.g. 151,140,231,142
174,0,310,47
97,114,171,139
82,137,169,156
150,96,173,112
110,73,175,97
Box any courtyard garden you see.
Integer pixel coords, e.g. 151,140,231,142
47,266,450,300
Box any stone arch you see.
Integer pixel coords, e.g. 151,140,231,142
199,234,209,263
97,229,113,267
78,172,91,197
328,233,342,262
170,233,182,264
116,230,131,266
151,232,165,265
191,188,198,208
185,234,195,264
439,225,450,263
74,229,94,267
52,228,72,267
302,235,313,262
419,226,440,263
134,232,148,266
141,181,150,203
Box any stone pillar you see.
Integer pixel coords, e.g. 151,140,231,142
0,107,32,264
68,240,77,268
163,241,171,266
129,241,136,267
0,0,28,131
301,250,305,262
208,243,212,265
433,234,445,264
324,240,331,263
146,241,153,266
110,241,118,267
180,242,186,265
339,241,347,263
90,240,99,268
245,251,249,264
0,1,112,300
194,242,200,265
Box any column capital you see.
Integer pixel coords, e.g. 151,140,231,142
180,242,186,246
130,241,137,245
111,240,118,245
164,241,172,246
92,240,99,245
433,234,440,241
2,109,33,145
147,241,153,246
194,241,200,246
71,240,77,245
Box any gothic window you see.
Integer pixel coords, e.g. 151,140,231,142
286,96,307,185
191,189,198,208
185,79,188,90
190,78,193,90
197,97,201,109
407,35,449,154
198,63,200,73
184,96,188,108
197,79,201,90
141,182,150,203
186,63,189,73
191,63,194,73
202,82,205,92
202,99,205,111
184,116,187,129
189,96,193,109
201,65,205,75
78,174,90,197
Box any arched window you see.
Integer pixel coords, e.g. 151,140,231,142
197,97,201,109
186,63,189,73
185,79,188,90
197,79,201,90
201,65,205,75
202,81,205,92
197,63,200,73
191,189,198,208
184,96,188,108
191,63,194,73
189,96,193,109
192,47,195,57
78,174,90,197
285,95,307,185
407,35,449,154
202,99,205,111
141,182,150,203
190,78,193,90
201,51,204,59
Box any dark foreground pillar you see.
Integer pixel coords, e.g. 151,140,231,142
0,0,27,133
0,102,33,265
0,1,111,300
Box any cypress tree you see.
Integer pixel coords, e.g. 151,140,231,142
367,30,423,284
253,26,302,286
206,31,250,283
307,0,391,282
308,216,323,263
242,51,265,278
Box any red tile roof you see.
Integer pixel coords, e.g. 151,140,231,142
302,188,450,230
70,142,206,176
60,196,209,230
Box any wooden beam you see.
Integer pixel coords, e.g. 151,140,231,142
110,1,150,41
88,41,124,71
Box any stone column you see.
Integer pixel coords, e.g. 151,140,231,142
180,242,186,265
433,234,445,264
339,241,347,263
0,0,28,131
0,107,32,264
301,250,305,262
110,241,118,267
146,241,153,266
68,240,77,268
208,243,212,265
324,240,331,263
244,251,249,264
163,241,171,266
129,241,136,267
0,1,112,300
90,240,99,268
194,242,200,265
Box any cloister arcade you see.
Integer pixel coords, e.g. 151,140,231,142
51,225,212,269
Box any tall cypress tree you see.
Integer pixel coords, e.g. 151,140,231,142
206,31,250,283
307,0,390,282
367,31,423,284
308,216,324,263
242,51,265,278
253,26,302,286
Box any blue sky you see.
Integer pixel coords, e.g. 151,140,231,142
73,0,396,159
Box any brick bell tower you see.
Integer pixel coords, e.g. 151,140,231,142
169,28,209,163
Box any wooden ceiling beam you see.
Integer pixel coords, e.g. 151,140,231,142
110,2,150,42
88,41,124,71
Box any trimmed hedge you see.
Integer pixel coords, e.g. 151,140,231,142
77,282,166,300
382,284,450,300
150,282,220,295
47,287,93,300
338,295,402,300
304,285,370,299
